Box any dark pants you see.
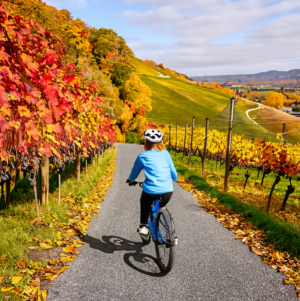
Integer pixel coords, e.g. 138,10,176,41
140,191,173,225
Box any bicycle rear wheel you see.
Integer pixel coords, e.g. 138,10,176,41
154,208,175,273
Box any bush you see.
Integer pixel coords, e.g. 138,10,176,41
125,131,144,144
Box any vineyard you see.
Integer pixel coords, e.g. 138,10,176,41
161,122,300,215
0,4,116,214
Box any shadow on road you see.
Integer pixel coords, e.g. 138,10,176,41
82,234,166,277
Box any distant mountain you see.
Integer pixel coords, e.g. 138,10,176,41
192,69,300,87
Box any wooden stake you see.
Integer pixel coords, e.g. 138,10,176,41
33,181,40,216
175,121,177,158
224,97,236,192
188,117,195,169
283,122,286,145
46,157,49,205
76,153,80,181
168,124,171,152
58,173,61,205
202,118,209,178
183,123,187,159
5,177,10,208
85,159,87,176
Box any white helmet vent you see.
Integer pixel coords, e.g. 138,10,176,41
143,129,163,143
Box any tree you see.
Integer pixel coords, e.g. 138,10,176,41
263,92,286,109
123,74,152,112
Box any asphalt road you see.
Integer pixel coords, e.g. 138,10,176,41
47,143,297,301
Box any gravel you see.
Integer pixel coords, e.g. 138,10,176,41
47,143,298,301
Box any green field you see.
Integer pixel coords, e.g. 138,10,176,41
139,75,276,140
131,58,299,142
131,57,160,76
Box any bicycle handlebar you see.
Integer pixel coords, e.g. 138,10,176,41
126,180,143,187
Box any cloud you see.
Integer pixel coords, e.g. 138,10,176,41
44,0,103,9
122,6,185,25
120,0,300,75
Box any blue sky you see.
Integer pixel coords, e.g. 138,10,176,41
44,0,300,76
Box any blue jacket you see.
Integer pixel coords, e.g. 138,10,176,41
128,149,178,194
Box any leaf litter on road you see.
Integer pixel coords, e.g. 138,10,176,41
177,174,300,298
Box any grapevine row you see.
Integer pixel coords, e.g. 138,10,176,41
161,125,300,211
0,5,116,211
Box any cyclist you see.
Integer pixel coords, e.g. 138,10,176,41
127,129,178,236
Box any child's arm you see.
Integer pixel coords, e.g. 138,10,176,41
167,152,178,181
128,155,144,181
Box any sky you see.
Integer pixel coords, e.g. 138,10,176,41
44,0,300,77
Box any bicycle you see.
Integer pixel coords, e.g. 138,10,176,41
127,180,177,273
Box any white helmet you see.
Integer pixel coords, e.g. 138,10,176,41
143,129,163,143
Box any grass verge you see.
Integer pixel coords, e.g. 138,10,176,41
174,160,300,257
0,148,115,300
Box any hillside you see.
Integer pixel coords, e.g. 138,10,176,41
192,69,300,87
133,61,300,143
132,57,160,76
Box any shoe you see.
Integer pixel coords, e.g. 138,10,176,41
137,226,149,236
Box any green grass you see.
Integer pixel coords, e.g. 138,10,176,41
131,58,160,76
140,73,280,141
173,157,300,256
0,150,114,299
142,75,231,126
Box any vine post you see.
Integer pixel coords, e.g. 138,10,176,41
58,173,61,205
183,122,187,159
76,153,81,181
224,97,236,192
175,121,177,158
5,175,11,209
97,149,102,164
283,122,286,146
39,156,49,205
85,158,88,176
32,158,40,216
188,117,195,169
46,157,49,205
202,118,209,178
168,124,171,152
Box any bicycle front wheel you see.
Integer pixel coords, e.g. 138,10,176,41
154,208,175,273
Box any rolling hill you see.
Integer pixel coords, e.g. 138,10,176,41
133,59,300,143
192,69,300,88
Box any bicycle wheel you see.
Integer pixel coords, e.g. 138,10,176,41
154,208,175,273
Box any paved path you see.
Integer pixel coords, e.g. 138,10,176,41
48,144,297,301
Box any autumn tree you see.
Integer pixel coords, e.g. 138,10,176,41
201,82,211,89
118,74,152,133
144,60,157,68
123,74,152,112
263,92,286,109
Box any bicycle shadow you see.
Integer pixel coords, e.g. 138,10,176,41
82,234,166,277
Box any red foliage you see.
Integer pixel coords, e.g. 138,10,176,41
0,4,116,160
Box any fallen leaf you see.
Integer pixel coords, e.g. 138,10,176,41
11,276,23,285
0,254,7,261
61,255,75,263
17,259,27,270
1,286,14,292
49,259,59,265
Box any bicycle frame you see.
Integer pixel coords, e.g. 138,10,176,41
148,199,168,244
127,180,171,245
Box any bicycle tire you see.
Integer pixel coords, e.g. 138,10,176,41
154,208,175,273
